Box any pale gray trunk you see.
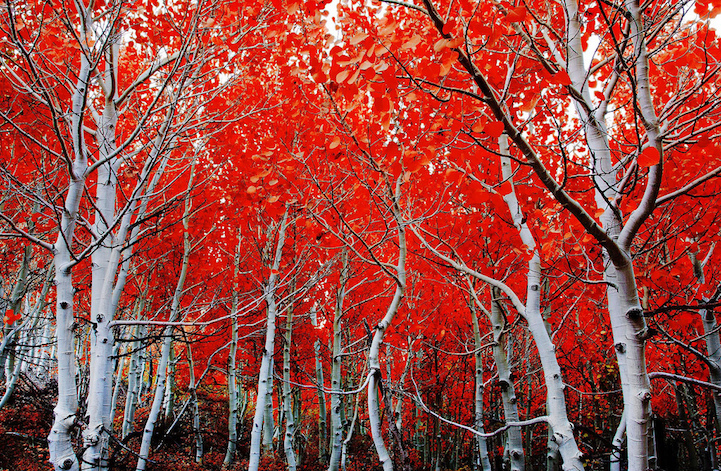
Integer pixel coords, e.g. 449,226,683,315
0,248,49,408
470,302,492,471
367,179,406,471
122,323,145,440
316,340,328,463
262,357,275,453
248,210,289,471
340,372,363,471
489,290,524,471
82,24,122,468
108,348,124,427
48,35,93,469
563,0,660,467
610,411,626,471
224,235,242,467
328,250,349,471
499,135,583,469
702,305,721,430
135,175,195,471
163,347,176,421
185,338,203,462
282,276,297,471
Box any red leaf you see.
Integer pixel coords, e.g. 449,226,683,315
552,71,572,86
504,6,527,23
401,35,422,50
4,309,20,324
349,32,368,45
638,146,660,167
485,121,504,138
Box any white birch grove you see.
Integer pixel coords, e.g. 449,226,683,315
393,0,686,467
412,218,583,470
0,1,241,468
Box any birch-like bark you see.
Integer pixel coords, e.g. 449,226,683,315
122,323,145,440
108,344,124,427
48,23,93,468
185,336,203,462
248,209,289,471
135,171,196,471
470,304,492,471
341,363,367,471
81,14,125,466
0,246,30,379
282,274,298,471
564,0,659,467
262,357,275,452
488,289,524,471
224,234,243,468
610,411,626,471
163,347,177,421
701,300,721,430
0,246,44,408
368,177,407,471
499,135,584,469
328,249,349,471
316,340,328,462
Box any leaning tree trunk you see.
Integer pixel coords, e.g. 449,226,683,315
367,178,407,471
135,176,195,471
499,135,584,469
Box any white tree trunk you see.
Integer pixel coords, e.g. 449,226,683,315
122,323,145,440
470,300,492,471
316,340,328,462
48,37,93,469
488,289,524,471
135,176,195,471
248,209,289,471
499,135,584,469
282,289,297,471
262,357,275,453
367,179,406,471
328,251,349,471
224,235,242,467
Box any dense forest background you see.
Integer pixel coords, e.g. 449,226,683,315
2,0,721,470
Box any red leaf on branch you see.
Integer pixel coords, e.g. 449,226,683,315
638,147,660,167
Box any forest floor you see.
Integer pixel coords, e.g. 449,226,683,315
0,376,387,471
